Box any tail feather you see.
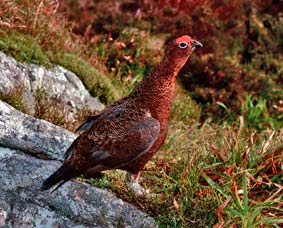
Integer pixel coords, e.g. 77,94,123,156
41,165,77,192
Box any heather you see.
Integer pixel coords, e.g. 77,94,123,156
1,0,283,227
59,0,283,126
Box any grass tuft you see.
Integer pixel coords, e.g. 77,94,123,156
0,86,26,113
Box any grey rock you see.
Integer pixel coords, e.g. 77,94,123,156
0,51,104,118
0,148,157,228
0,102,157,227
0,101,76,160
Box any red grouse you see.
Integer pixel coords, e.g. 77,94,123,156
41,35,202,194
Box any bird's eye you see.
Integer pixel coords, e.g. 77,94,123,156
178,42,188,49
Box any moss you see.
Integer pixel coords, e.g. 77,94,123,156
52,53,121,104
0,33,51,67
0,32,121,105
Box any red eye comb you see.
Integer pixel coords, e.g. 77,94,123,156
175,35,192,44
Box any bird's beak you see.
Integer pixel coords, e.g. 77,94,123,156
192,40,203,49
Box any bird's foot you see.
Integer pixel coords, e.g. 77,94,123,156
127,180,150,195
126,172,155,197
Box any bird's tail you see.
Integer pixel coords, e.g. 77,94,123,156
41,165,77,192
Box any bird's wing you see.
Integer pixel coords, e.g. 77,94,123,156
64,105,160,174
75,114,101,133
75,97,127,133
86,116,160,171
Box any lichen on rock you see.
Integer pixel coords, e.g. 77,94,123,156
0,51,104,119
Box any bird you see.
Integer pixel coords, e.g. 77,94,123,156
41,35,202,195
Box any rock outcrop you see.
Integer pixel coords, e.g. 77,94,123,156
0,101,157,228
0,51,104,119
0,148,156,228
0,101,75,160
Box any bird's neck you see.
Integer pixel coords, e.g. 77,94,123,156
130,57,181,120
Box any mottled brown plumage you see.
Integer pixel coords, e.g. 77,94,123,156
41,35,202,194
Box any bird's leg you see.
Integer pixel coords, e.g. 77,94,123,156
126,172,149,195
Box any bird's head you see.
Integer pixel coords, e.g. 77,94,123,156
165,35,202,71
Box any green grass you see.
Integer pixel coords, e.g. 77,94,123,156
241,94,280,130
